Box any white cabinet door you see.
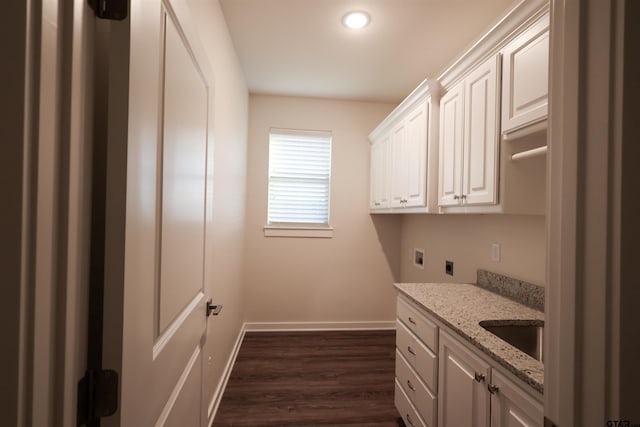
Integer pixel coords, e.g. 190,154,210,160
404,100,429,207
501,13,549,134
369,80,436,213
390,121,407,207
463,54,500,205
438,331,490,427
369,135,390,209
438,84,464,207
439,54,500,209
490,370,543,427
369,141,379,209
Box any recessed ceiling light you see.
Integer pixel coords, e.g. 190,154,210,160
342,11,370,30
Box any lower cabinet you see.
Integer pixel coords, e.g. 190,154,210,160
395,378,427,427
438,330,543,427
395,296,543,427
395,298,438,427
396,350,436,426
438,330,490,427
490,369,544,427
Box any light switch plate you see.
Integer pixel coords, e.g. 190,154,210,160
491,243,501,262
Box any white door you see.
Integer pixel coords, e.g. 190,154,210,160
404,100,429,207
101,1,213,426
370,135,390,209
438,331,490,427
463,53,500,206
490,370,543,427
369,140,380,209
438,84,464,207
501,13,549,134
378,135,391,207
390,121,407,207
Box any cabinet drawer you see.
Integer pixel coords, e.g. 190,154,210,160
397,296,438,351
395,379,427,427
396,320,438,391
396,350,437,427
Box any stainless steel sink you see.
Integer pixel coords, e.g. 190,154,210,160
479,320,544,362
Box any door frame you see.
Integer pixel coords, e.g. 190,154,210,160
546,0,640,425
4,0,94,425
10,0,640,425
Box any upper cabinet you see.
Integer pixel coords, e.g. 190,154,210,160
369,0,549,215
439,54,501,208
369,134,390,210
436,1,549,215
438,83,464,207
501,12,550,135
369,80,441,213
392,100,429,208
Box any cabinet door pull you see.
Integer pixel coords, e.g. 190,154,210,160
453,195,460,200
474,372,486,383
488,384,500,394
408,316,416,325
406,379,416,391
407,346,416,356
406,413,416,427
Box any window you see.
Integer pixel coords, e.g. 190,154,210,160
265,128,332,238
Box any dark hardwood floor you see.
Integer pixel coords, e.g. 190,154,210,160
212,330,403,427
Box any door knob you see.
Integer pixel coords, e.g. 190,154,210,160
206,299,222,317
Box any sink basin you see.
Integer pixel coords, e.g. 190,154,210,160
479,320,544,362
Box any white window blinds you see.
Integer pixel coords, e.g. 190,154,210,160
267,129,332,226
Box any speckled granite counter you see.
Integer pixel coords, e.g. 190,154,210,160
395,282,544,394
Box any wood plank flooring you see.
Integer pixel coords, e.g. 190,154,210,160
212,330,403,426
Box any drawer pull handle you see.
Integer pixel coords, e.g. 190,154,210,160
488,384,500,394
406,379,416,391
408,316,416,325
407,346,416,356
474,372,486,383
406,413,416,427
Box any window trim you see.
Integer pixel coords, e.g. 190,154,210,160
265,128,333,236
263,225,334,238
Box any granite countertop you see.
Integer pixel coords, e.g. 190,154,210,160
395,282,544,394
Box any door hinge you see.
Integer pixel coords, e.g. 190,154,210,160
77,369,119,426
88,0,128,20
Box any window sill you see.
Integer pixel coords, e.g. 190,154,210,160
263,225,333,238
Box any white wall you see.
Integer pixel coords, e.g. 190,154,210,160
185,0,249,415
243,94,401,326
400,214,546,286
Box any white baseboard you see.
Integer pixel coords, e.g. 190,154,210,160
244,321,396,332
207,324,246,426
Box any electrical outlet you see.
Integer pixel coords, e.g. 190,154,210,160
491,243,501,262
413,248,425,269
445,260,454,276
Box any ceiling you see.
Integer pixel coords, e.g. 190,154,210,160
220,0,518,104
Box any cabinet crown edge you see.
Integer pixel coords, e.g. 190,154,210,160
369,79,441,143
436,0,549,91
